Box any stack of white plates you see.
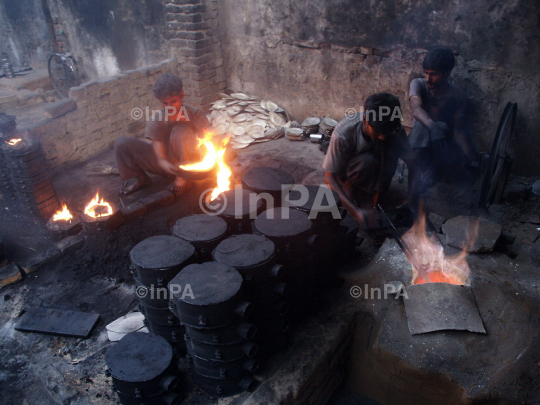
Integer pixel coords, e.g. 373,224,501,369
319,117,338,137
285,128,304,141
301,117,321,135
208,92,290,149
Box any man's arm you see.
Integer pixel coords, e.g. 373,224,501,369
324,171,367,229
410,95,435,128
152,140,182,176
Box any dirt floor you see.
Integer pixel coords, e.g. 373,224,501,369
0,136,539,404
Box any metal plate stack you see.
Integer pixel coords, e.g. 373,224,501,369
253,208,318,320
1,138,60,219
168,262,258,397
241,167,294,205
301,117,321,135
130,235,197,355
207,189,263,234
213,234,289,357
172,215,229,263
285,128,304,142
105,332,183,405
319,117,338,137
208,92,290,149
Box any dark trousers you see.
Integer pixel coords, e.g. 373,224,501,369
115,123,200,181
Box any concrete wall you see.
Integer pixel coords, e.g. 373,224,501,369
0,0,171,80
27,58,182,168
218,0,540,175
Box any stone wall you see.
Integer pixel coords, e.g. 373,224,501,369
218,0,540,175
0,0,171,79
26,58,182,168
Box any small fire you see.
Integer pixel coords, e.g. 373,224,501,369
402,213,471,286
5,138,22,146
84,192,113,218
179,131,232,201
52,204,73,222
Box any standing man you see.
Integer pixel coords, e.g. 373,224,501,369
409,47,478,187
115,73,211,195
323,92,416,229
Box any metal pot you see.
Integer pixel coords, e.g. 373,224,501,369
185,334,258,361
176,163,216,180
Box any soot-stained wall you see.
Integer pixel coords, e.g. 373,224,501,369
0,0,170,80
218,0,540,175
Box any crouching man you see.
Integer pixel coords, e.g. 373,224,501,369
115,73,211,196
323,93,416,230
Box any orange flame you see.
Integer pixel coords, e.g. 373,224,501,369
5,138,22,146
84,192,113,218
179,131,232,201
52,204,73,222
402,213,471,286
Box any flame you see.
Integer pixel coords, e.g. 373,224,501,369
179,131,232,201
5,138,22,146
402,212,471,286
84,192,113,218
52,204,73,222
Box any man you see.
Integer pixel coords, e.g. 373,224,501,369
409,47,478,186
323,92,415,229
115,73,211,195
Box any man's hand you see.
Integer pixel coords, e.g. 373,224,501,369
158,159,182,177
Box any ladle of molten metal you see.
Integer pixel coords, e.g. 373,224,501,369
5,138,22,146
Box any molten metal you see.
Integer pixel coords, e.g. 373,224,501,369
84,192,113,218
402,213,471,286
5,138,22,146
52,204,73,222
179,132,232,201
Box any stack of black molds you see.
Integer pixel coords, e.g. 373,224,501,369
241,167,294,207
130,235,196,355
213,234,289,357
208,188,263,234
1,138,59,220
253,207,318,320
0,146,17,210
288,185,347,290
172,214,229,263
105,332,183,405
169,262,258,397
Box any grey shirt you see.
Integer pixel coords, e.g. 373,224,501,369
323,113,413,177
145,105,211,144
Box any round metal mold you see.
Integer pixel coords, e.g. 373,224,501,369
168,262,250,328
144,319,186,343
287,185,341,224
105,332,178,398
184,320,257,345
254,208,313,238
208,189,263,233
139,303,180,326
172,215,228,262
130,235,196,287
187,349,259,379
115,390,183,405
241,167,294,200
185,333,258,361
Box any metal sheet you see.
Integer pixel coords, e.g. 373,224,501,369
403,283,486,335
15,307,100,338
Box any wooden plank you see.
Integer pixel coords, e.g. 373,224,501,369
15,307,100,338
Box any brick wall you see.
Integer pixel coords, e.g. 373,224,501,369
27,58,182,169
165,0,227,111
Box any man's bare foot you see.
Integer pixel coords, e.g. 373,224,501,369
167,177,192,196
120,176,151,195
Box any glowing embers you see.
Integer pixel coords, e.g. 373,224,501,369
402,212,473,286
80,192,123,234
